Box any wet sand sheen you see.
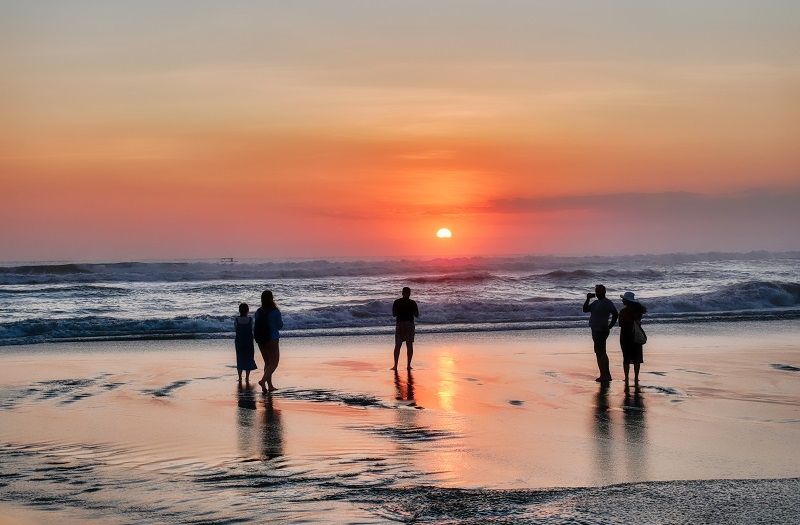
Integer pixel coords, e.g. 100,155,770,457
1,321,799,522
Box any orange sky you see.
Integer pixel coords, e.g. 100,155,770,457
1,1,799,261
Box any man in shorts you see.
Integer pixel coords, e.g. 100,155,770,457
583,284,618,382
392,287,419,370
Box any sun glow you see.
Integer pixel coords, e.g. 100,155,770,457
436,228,453,239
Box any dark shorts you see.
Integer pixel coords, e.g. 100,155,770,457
395,321,415,343
257,339,279,354
591,330,610,355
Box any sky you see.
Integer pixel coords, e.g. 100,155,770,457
1,0,798,261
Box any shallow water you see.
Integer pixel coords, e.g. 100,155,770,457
1,323,799,522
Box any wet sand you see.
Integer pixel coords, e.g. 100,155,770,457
1,321,799,523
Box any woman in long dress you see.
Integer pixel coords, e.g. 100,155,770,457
618,291,647,386
254,290,284,393
234,303,257,383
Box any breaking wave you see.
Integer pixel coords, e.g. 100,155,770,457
1,280,797,345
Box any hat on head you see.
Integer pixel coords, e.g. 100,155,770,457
620,291,637,302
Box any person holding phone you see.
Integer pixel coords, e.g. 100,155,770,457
583,284,618,382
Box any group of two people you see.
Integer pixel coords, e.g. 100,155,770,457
234,290,283,393
584,284,647,385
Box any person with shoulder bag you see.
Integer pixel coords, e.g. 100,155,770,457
618,291,647,386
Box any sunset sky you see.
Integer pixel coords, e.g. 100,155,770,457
1,1,798,261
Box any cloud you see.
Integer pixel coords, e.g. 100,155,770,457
488,188,800,217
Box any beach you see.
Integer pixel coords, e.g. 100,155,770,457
1,320,799,523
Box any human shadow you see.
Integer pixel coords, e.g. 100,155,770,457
260,393,285,460
237,383,257,456
393,369,421,447
591,382,613,479
622,385,648,479
394,369,416,405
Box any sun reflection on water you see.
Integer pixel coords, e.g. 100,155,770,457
437,353,457,412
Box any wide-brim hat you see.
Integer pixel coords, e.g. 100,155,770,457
620,291,638,302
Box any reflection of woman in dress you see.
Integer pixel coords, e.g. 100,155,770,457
261,394,284,460
255,290,284,393
618,291,647,386
234,303,257,384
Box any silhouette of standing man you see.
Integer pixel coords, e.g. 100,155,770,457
391,287,419,370
583,284,618,382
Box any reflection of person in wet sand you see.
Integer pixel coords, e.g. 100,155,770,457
591,382,613,479
394,369,416,404
237,383,257,410
622,386,648,479
593,382,611,439
236,383,257,456
583,284,618,382
391,287,419,371
261,394,284,460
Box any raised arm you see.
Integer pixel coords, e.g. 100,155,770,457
582,293,592,313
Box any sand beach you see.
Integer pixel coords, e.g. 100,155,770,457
1,321,799,523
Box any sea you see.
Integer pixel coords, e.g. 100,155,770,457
1,251,798,346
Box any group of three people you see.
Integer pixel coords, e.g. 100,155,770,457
584,284,647,385
233,287,420,392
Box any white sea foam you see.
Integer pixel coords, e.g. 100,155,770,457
1,253,798,345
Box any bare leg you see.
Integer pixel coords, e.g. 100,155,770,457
266,343,280,391
238,369,242,383
594,354,603,380
406,341,414,369
257,342,269,393
592,331,611,381
633,363,640,385
594,354,611,381
245,370,251,383
623,361,630,386
391,342,402,370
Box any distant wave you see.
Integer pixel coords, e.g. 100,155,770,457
6,263,93,275
0,315,230,345
1,251,797,285
542,268,665,280
648,281,800,313
407,272,496,284
2,280,797,346
0,284,130,296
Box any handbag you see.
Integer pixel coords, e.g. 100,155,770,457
632,320,647,345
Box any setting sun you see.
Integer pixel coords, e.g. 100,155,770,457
436,228,453,239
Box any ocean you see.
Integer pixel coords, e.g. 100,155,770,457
1,251,798,346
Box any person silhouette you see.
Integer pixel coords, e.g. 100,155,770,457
254,290,284,393
583,284,618,382
234,303,257,384
618,291,647,386
391,287,419,370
